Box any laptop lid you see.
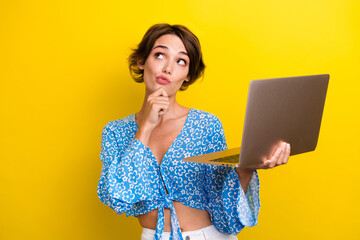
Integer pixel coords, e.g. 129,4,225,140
182,74,329,168
238,74,329,167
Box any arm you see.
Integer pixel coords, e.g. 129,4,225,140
204,114,291,234
235,168,254,194
97,122,156,214
97,87,170,214
236,142,291,193
205,165,260,234
135,87,169,147
203,115,260,234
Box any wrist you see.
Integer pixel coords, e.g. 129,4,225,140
139,122,155,133
235,167,254,178
135,123,154,147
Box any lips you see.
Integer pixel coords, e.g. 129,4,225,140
156,75,171,85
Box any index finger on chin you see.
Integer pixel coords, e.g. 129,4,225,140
159,88,168,97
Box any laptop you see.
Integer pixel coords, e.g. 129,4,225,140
182,74,329,168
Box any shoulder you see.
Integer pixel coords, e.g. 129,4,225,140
102,114,137,134
190,109,227,148
190,109,223,125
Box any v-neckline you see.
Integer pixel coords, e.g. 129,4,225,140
131,108,193,165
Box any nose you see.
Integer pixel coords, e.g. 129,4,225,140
162,60,173,75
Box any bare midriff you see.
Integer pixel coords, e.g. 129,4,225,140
138,201,212,232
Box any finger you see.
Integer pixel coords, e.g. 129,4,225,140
158,108,168,116
148,96,170,103
262,160,272,169
283,143,291,164
149,87,166,97
277,142,287,165
268,147,281,168
159,87,168,97
149,99,170,108
145,98,169,114
148,96,170,105
154,100,169,107
154,102,170,113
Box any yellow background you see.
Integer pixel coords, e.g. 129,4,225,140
1,0,359,239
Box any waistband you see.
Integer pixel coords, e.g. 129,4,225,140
142,225,237,240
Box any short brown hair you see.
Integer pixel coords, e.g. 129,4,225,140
128,23,205,91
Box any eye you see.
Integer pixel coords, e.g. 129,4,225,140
155,52,164,59
178,59,187,66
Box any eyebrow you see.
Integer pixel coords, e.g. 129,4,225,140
153,45,189,57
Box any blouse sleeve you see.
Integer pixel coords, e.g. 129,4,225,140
204,116,260,234
97,122,156,215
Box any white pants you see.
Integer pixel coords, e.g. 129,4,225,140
141,225,238,240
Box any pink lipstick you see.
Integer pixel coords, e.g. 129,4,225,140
156,75,170,85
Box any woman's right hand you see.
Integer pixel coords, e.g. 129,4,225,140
135,87,169,146
142,87,170,129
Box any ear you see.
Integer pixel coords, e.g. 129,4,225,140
137,59,144,70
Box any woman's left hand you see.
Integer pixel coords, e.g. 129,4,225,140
236,142,291,193
262,142,291,169
237,142,291,172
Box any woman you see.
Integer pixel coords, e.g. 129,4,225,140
97,24,290,240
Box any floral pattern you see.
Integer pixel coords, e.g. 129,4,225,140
97,109,260,240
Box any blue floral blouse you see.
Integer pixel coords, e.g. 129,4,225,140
97,108,260,240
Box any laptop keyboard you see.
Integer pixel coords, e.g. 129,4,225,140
210,155,239,163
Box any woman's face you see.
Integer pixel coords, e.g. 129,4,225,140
138,34,190,96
